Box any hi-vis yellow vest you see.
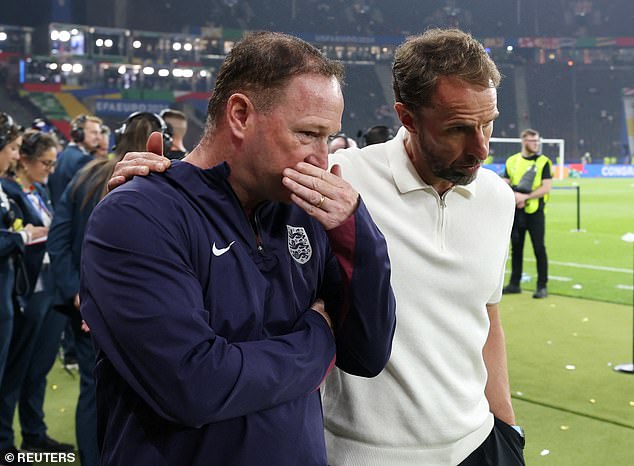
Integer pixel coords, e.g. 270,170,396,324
506,153,552,214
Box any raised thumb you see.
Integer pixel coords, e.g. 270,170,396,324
146,131,164,156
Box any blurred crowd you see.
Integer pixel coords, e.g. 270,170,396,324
120,0,634,38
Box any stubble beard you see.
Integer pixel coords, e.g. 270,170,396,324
420,137,479,187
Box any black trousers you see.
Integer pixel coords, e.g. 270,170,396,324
509,208,548,289
459,418,525,466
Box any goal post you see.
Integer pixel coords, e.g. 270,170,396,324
488,137,565,180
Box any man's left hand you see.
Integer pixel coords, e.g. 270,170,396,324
282,162,359,230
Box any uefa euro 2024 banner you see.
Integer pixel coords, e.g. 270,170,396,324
94,99,170,116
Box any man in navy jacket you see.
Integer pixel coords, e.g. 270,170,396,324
48,115,102,207
81,32,396,466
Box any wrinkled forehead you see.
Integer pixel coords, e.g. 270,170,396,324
425,77,498,120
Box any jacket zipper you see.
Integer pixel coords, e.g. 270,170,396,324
252,205,265,255
223,177,266,256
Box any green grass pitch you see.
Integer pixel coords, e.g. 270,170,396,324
507,177,634,306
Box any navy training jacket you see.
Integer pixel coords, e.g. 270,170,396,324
48,144,92,207
80,161,396,466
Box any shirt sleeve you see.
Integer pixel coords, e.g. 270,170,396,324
541,158,552,179
48,184,79,303
322,197,396,377
80,189,336,428
0,230,23,257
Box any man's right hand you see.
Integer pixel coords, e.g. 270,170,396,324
107,131,171,191
311,299,333,333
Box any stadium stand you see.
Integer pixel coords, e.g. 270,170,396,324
1,0,633,159
341,63,394,140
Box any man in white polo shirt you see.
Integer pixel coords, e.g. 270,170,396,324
324,28,524,465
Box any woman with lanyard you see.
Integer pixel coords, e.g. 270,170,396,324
1,113,49,392
0,128,73,461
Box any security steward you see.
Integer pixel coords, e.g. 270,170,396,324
502,128,553,299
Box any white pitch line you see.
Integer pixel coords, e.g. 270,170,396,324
548,275,572,282
522,258,632,274
616,284,634,291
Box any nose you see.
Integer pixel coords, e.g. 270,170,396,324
306,138,329,170
468,127,490,161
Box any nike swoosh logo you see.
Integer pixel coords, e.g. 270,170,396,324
212,241,235,257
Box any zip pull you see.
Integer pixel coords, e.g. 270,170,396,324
253,206,266,255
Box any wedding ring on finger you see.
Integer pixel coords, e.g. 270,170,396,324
316,194,326,209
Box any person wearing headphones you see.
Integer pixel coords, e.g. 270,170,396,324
48,115,102,207
94,125,112,159
1,114,33,391
47,111,172,466
0,129,74,463
160,109,188,160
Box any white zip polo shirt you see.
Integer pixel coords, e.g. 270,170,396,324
324,127,515,465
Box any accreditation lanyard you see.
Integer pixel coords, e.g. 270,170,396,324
26,189,53,227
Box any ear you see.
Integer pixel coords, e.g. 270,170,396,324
226,93,254,140
394,102,418,135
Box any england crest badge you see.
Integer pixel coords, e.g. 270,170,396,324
287,225,312,264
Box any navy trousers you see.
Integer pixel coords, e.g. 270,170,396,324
459,418,525,466
0,261,14,388
19,308,68,442
0,286,51,448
